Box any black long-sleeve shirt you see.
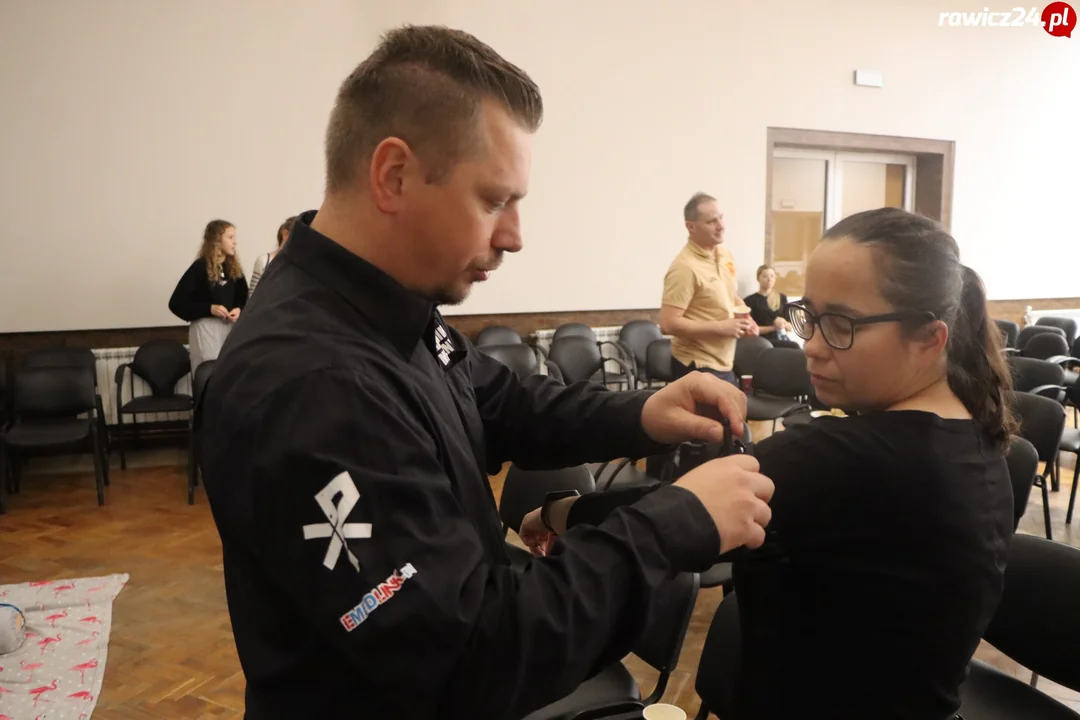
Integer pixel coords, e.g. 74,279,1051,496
568,411,1014,719
168,258,248,322
195,211,722,720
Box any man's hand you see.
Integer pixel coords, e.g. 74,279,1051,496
717,318,757,338
641,372,747,445
674,455,774,554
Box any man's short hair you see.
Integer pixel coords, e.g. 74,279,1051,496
684,192,717,222
325,25,544,193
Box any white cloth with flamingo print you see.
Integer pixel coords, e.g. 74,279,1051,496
0,573,128,719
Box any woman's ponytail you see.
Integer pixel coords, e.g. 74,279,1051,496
946,267,1017,448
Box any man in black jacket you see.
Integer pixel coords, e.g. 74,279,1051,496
197,25,774,720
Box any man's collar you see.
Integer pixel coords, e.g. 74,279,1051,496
282,210,434,357
686,238,718,260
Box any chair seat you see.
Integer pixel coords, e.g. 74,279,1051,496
1062,428,1080,454
522,662,640,720
120,394,193,414
3,418,92,448
746,393,801,421
957,660,1080,719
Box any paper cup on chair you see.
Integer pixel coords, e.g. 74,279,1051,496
642,704,687,720
0,603,27,655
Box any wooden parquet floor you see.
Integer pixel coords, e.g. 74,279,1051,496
1,423,1079,718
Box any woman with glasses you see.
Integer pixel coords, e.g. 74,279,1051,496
524,207,1015,719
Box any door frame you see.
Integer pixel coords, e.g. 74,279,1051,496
764,128,954,267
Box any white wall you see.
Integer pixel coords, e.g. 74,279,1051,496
1,0,1077,332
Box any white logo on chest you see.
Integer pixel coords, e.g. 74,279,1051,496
434,323,455,367
302,472,372,571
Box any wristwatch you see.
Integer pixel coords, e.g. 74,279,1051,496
540,490,581,533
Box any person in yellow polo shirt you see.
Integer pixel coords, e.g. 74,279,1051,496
659,192,757,385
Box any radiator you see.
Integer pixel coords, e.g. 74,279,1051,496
533,326,627,377
92,347,193,425
1025,307,1080,328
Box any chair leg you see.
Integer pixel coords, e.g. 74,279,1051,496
91,427,105,507
117,413,127,470
187,424,196,506
1053,455,1061,492
1041,474,1054,540
1068,457,1080,524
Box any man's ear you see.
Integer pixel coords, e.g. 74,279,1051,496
368,137,412,214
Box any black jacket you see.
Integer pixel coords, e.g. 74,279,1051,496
195,211,721,720
168,258,247,322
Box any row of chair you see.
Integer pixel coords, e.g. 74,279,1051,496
0,340,212,513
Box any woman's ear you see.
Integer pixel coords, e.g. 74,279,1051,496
919,320,949,356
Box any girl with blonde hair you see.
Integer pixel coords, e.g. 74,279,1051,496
168,219,248,370
744,264,799,348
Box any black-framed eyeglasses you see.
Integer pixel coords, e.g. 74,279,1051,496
783,302,937,351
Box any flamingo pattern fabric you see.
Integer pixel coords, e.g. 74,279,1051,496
0,573,127,719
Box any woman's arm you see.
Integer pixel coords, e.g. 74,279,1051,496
168,261,214,322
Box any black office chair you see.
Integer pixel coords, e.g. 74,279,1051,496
692,591,742,720
995,319,1020,349
732,336,773,379
547,336,634,389
188,359,216,505
1036,316,1079,347
476,324,524,346
1022,333,1071,363
1012,325,1067,355
1006,436,1039,530
523,571,701,720
1009,391,1066,540
957,534,1080,720
644,338,675,387
551,324,636,389
1,366,107,507
745,348,814,433
114,339,192,470
553,323,596,341
498,464,596,570
23,347,110,480
1009,356,1068,400
478,343,543,379
616,321,663,389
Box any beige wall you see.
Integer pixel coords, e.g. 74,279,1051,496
1,0,1077,332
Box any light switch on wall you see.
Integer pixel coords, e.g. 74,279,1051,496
854,70,884,88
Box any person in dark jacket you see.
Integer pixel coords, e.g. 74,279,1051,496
743,264,799,348
168,219,247,370
196,25,775,720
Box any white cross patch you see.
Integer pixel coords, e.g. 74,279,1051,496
302,471,372,572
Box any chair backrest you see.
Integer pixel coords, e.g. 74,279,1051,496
732,336,773,377
619,320,663,372
646,338,674,383
547,336,603,385
130,340,191,396
1009,391,1066,463
476,325,523,347
23,347,97,376
478,344,539,379
552,323,596,342
13,366,96,420
1023,332,1070,361
498,464,596,534
193,358,216,405
1017,324,1065,351
994,319,1020,349
752,347,812,398
1005,435,1039,530
1008,356,1065,394
983,533,1080,692
634,570,700,670
1036,316,1078,346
